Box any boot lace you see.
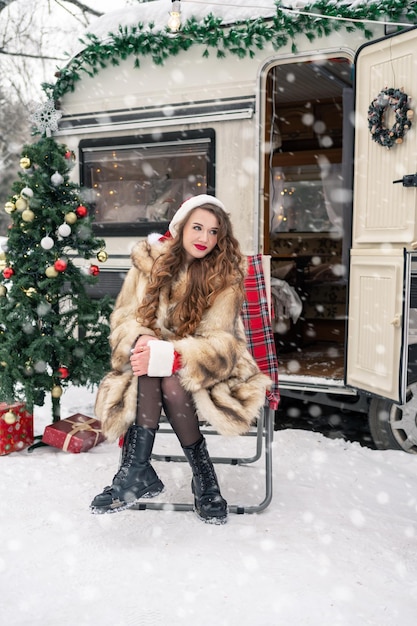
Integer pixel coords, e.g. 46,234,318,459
112,428,138,483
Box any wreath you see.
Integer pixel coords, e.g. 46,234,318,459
368,88,413,148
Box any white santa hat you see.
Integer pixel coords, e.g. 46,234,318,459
168,194,227,237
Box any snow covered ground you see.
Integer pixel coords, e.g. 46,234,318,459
2,385,417,625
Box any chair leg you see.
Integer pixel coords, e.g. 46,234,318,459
132,406,274,515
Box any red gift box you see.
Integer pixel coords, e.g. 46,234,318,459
42,413,105,453
0,402,34,455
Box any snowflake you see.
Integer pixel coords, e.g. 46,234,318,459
29,100,63,137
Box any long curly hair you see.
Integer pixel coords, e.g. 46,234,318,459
137,203,245,338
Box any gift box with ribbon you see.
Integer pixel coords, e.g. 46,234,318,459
42,413,105,453
0,402,34,455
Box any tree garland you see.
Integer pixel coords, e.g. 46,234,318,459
368,88,413,148
42,0,417,102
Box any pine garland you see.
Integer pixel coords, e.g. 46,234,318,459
42,0,416,102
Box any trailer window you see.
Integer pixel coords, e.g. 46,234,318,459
80,129,215,235
270,157,342,233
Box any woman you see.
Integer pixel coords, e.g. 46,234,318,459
91,194,271,524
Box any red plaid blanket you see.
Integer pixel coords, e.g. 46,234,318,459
242,255,280,410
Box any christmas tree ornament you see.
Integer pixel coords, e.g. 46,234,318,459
20,187,34,200
0,286,7,297
3,267,14,279
19,156,31,169
4,201,16,214
58,366,69,379
58,223,71,237
97,249,108,263
64,150,76,168
29,100,63,137
51,171,64,186
40,236,54,250
0,253,5,271
64,212,77,225
3,411,17,425
51,385,63,398
23,287,37,298
24,364,34,376
22,209,35,222
45,266,59,278
75,205,88,218
15,197,28,212
54,259,68,272
89,264,100,276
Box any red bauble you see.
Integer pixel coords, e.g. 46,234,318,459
75,205,88,218
58,366,69,379
54,259,67,272
3,267,14,279
64,151,72,159
89,264,100,276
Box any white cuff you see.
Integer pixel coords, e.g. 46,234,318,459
147,340,175,377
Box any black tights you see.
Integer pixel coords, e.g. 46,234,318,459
135,375,201,447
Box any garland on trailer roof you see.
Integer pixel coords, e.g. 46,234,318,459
368,88,413,148
42,0,417,102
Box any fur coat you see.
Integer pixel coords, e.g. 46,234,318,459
95,238,271,441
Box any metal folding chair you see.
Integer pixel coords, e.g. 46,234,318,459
132,255,280,515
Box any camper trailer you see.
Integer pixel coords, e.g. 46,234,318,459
54,1,417,453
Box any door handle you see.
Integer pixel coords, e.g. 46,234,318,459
393,173,417,187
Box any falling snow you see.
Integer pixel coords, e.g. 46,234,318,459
1,385,417,625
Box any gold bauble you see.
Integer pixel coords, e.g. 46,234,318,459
22,209,35,222
51,385,63,398
97,249,108,263
45,266,59,278
5,201,16,214
15,197,28,212
20,156,31,169
23,287,36,297
64,212,77,225
3,411,17,424
0,285,7,297
0,252,6,272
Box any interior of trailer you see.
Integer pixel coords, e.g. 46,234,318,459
263,57,353,381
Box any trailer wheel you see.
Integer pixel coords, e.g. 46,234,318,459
368,381,417,454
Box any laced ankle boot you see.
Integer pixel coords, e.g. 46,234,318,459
182,436,228,525
90,424,164,514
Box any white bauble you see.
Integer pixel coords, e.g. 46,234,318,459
51,171,64,186
21,187,34,199
58,223,71,237
40,236,54,250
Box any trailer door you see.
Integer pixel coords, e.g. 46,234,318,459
347,27,417,402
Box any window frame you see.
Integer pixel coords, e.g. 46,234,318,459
79,129,216,237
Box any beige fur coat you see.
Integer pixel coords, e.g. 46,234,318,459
95,238,271,441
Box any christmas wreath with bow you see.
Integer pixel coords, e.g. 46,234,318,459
368,88,413,148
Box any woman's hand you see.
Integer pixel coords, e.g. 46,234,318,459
130,336,155,376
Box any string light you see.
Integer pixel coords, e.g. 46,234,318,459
168,0,182,33
181,0,413,28
280,4,413,28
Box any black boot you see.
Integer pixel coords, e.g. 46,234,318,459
90,425,164,514
182,436,228,525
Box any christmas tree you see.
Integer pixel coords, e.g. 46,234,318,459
0,102,113,423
